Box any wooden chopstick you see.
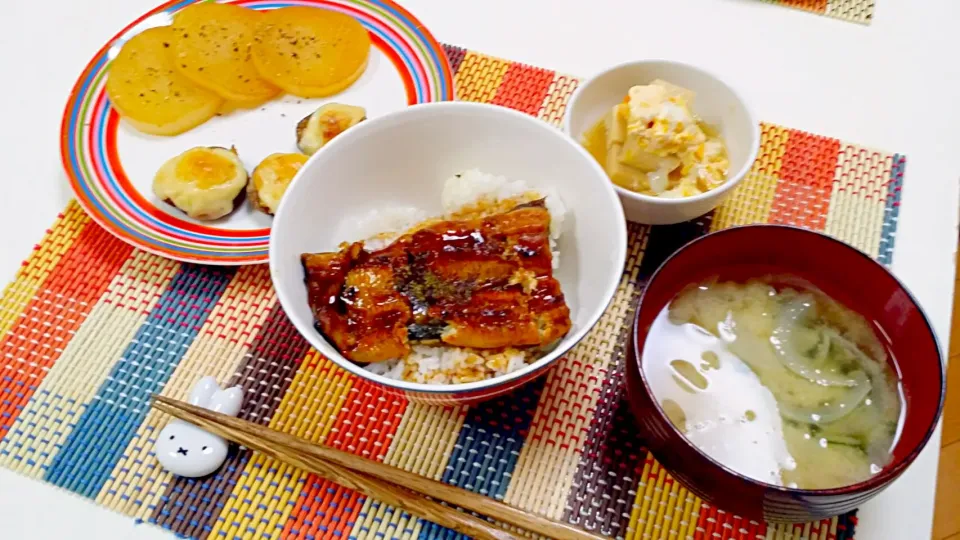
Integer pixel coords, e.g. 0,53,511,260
152,398,512,540
152,395,605,540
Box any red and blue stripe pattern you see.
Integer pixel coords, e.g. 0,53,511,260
1,43,911,539
46,266,235,496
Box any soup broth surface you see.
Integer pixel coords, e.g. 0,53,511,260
642,278,903,490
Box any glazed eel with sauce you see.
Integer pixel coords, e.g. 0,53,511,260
301,200,572,363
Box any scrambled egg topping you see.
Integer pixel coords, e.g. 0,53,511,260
582,79,730,198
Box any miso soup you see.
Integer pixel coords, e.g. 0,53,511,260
642,278,903,490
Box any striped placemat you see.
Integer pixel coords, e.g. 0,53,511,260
764,0,876,24
0,44,905,540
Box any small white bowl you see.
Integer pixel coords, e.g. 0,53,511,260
270,102,627,404
563,60,760,225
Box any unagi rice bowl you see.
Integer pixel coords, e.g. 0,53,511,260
331,169,568,385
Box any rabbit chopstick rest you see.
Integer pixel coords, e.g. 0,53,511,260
155,376,244,478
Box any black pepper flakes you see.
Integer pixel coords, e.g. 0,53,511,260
162,42,170,48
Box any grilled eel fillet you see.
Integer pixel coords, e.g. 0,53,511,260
301,201,572,363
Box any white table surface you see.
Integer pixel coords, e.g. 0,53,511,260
1,0,958,538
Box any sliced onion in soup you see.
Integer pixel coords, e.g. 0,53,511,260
824,329,889,384
770,299,860,388
778,371,872,425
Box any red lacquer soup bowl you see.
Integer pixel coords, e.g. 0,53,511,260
625,225,945,523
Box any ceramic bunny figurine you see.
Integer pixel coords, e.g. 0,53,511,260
154,376,244,478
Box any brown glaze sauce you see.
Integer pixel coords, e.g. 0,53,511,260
301,202,572,363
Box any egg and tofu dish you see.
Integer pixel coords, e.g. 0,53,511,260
581,79,730,198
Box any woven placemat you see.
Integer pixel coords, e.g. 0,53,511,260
0,44,905,540
764,0,876,24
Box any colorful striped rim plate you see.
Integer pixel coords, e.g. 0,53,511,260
60,0,454,265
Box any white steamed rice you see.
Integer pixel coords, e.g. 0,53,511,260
352,169,566,385
365,346,530,385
